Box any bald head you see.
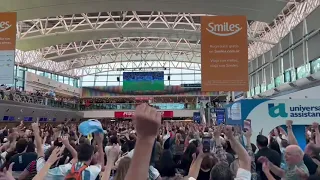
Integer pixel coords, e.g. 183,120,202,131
285,145,304,165
286,145,303,155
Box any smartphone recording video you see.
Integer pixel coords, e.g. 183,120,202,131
243,119,252,132
202,133,211,153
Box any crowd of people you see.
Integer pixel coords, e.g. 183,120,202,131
0,85,79,109
0,104,318,180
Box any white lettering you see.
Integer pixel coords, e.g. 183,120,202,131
0,21,12,33
206,22,242,37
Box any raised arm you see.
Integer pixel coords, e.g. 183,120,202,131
32,147,64,180
61,136,77,163
213,126,227,164
286,120,298,145
32,121,44,158
225,125,251,171
244,128,257,179
258,156,285,178
312,122,320,145
125,104,161,180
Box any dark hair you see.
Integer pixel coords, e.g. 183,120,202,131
281,139,289,148
251,143,257,153
109,135,118,145
269,138,281,155
16,139,28,153
201,154,217,170
210,162,233,180
77,143,94,162
26,141,35,153
159,150,176,177
256,135,268,147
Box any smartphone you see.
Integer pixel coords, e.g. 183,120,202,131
202,133,211,153
243,119,252,132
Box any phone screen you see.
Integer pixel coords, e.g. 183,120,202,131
244,119,252,132
202,137,211,153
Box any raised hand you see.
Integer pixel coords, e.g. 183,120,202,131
286,120,293,129
312,122,319,130
213,125,222,138
47,146,64,165
61,135,70,145
258,156,270,164
244,127,252,139
224,125,234,139
133,103,161,139
262,161,270,173
0,162,15,180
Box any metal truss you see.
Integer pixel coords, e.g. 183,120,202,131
15,0,319,77
248,0,319,59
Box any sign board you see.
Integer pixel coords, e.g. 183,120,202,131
114,111,174,119
225,99,320,149
201,16,248,91
0,12,16,85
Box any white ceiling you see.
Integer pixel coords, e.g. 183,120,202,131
3,0,315,77
2,0,286,21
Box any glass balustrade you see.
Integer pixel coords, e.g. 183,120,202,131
0,91,200,110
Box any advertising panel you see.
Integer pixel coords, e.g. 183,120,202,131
225,99,320,149
201,16,248,91
114,111,173,118
215,108,225,125
0,12,16,84
193,112,201,124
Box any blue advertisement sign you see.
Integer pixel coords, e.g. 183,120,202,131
193,112,201,124
215,108,225,125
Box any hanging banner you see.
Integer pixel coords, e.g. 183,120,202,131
201,16,248,91
215,108,225,125
0,12,16,85
193,112,201,124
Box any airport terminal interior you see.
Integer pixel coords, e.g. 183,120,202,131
0,1,320,180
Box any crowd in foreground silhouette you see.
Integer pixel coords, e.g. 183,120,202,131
0,104,319,179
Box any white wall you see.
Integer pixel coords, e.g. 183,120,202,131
273,85,320,99
82,109,199,119
25,72,81,96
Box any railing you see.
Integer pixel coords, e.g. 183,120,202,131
0,90,79,110
0,90,200,110
80,103,200,110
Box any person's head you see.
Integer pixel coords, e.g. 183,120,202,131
210,162,233,180
113,157,131,180
256,135,268,149
175,133,182,144
16,139,28,153
281,139,289,148
109,135,118,145
269,138,281,155
201,154,217,171
285,145,304,166
304,143,320,158
77,143,95,163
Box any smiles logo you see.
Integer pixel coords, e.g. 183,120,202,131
268,103,288,118
0,21,12,33
206,22,242,36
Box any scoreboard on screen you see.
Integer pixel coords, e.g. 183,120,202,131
123,71,164,91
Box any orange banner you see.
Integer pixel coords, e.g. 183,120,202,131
0,12,17,50
201,16,248,92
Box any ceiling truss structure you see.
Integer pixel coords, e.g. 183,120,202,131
14,0,319,77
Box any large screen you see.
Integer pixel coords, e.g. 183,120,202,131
123,71,164,91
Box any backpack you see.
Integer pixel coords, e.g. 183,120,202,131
65,164,88,180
